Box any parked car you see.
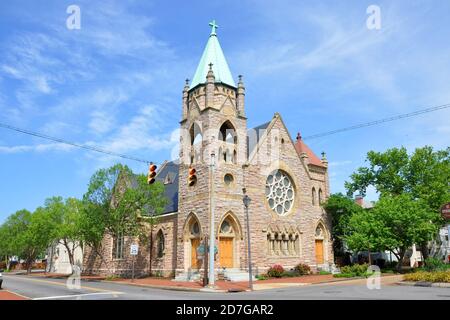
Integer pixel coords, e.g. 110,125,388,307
0,269,3,289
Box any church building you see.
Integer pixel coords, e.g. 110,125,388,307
83,22,333,280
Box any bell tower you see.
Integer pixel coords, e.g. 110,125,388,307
176,20,248,274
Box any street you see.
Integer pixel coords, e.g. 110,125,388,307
2,274,449,300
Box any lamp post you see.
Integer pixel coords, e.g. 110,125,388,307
242,188,253,291
208,150,216,288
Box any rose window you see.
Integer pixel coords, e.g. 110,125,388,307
265,170,295,215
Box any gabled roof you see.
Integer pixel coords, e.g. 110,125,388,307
247,121,271,157
154,161,179,214
190,22,236,89
294,133,326,168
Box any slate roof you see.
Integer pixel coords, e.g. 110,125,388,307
247,121,271,157
154,161,179,214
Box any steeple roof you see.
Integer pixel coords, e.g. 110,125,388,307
190,20,236,89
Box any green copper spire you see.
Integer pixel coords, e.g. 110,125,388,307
190,20,236,89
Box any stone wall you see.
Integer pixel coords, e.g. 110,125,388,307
82,214,177,277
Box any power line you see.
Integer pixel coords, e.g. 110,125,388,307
0,122,152,164
1,103,448,163
303,103,450,140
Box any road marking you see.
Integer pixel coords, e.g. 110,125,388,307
4,274,122,293
32,292,122,300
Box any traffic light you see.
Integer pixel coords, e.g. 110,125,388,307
188,167,197,186
147,164,157,184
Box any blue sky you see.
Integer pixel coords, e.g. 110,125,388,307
1,0,449,223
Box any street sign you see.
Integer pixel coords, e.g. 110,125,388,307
441,203,450,220
130,244,139,256
197,244,218,258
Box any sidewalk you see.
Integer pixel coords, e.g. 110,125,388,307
0,290,29,300
11,272,405,292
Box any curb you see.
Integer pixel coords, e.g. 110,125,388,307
397,281,450,288
100,280,205,292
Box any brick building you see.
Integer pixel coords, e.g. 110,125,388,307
83,22,333,280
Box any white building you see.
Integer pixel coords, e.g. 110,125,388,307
46,241,83,274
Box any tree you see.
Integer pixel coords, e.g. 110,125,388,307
46,196,84,274
345,194,439,271
322,193,364,260
345,146,450,258
82,164,167,274
1,209,56,274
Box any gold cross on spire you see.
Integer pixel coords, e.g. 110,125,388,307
209,20,218,35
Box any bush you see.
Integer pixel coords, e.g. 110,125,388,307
267,265,285,278
294,263,311,276
318,270,332,275
333,273,354,278
340,263,369,277
255,274,268,280
404,270,450,283
424,258,450,272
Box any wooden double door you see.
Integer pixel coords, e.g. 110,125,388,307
315,239,324,264
191,238,201,269
219,237,233,268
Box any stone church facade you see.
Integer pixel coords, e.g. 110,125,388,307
83,23,333,279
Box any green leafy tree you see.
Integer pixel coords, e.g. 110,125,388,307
82,164,167,274
322,193,364,259
2,209,56,274
46,196,84,273
345,146,450,258
346,194,439,271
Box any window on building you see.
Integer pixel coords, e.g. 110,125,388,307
112,233,124,259
312,187,316,206
157,231,165,258
318,188,323,204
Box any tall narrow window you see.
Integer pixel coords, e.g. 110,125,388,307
112,233,124,259
157,230,165,258
312,187,316,206
318,188,323,204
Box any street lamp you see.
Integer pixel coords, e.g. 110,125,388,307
242,188,253,291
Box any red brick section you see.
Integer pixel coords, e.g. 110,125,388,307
110,274,335,291
29,272,336,291
0,291,29,300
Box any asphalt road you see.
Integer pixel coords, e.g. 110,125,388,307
2,273,450,300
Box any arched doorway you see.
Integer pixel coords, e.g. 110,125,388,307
315,222,327,265
184,214,202,270
218,213,241,269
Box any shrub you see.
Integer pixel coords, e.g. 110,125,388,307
333,273,354,278
256,274,268,280
267,265,285,278
294,263,311,276
424,257,449,272
318,270,332,275
404,270,450,283
282,271,298,277
340,263,369,277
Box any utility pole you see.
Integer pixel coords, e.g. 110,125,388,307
203,234,209,287
208,149,216,288
243,188,253,291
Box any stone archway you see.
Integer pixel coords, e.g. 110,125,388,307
217,213,242,269
314,221,328,265
183,213,202,270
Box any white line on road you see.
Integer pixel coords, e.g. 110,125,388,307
33,291,122,300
